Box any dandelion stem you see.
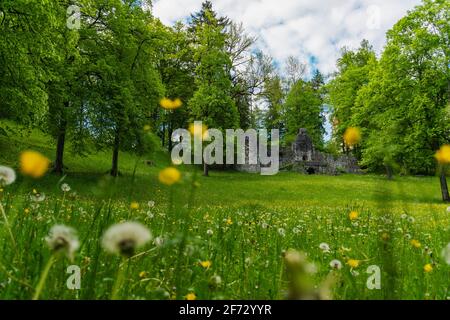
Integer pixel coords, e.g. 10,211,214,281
0,201,17,250
111,258,129,300
32,254,56,300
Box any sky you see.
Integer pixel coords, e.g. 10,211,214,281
153,0,422,76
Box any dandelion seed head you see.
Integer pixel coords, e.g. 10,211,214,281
102,222,152,257
319,242,331,253
61,183,71,193
330,259,342,270
45,225,79,261
0,166,16,186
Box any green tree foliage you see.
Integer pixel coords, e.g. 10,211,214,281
284,78,325,148
82,0,164,176
327,40,377,154
188,8,238,130
354,0,449,175
0,0,55,127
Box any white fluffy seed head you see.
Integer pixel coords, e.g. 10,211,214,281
330,259,342,270
102,221,152,257
0,166,16,186
319,242,331,253
45,225,79,261
61,183,71,192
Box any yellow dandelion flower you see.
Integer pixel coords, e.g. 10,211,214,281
24,208,30,214
189,122,209,140
200,260,212,269
423,264,433,273
160,98,183,110
172,98,183,109
158,167,181,186
343,127,361,147
435,145,450,164
349,211,359,221
185,293,197,300
139,271,147,278
130,202,140,210
347,259,360,268
410,239,421,248
20,151,50,178
226,218,233,225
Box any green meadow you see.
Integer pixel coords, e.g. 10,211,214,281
1,127,449,300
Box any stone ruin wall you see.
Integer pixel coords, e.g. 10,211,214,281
236,128,361,175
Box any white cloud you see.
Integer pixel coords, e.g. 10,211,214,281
153,0,422,75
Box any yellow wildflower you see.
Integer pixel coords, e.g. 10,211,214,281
185,293,197,300
200,260,212,269
435,145,450,164
20,151,50,178
189,122,209,140
410,239,421,248
139,271,147,278
343,127,361,147
226,218,233,225
130,202,140,210
423,264,433,273
24,208,30,214
347,259,360,268
160,98,183,110
349,211,359,221
158,167,181,186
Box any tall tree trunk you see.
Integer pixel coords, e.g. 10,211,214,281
385,165,393,180
440,170,450,202
168,123,173,151
53,119,67,175
203,163,209,177
161,123,166,148
111,131,120,177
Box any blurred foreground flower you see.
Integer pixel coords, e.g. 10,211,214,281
45,225,79,261
189,122,209,140
158,167,181,186
0,166,16,186
435,145,450,164
160,98,183,110
102,221,152,257
20,151,50,178
283,249,334,300
343,127,361,147
442,243,450,265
